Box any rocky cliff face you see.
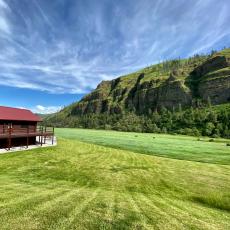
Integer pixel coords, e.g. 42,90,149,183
191,51,230,104
66,49,230,116
199,76,230,104
125,72,192,113
72,75,193,115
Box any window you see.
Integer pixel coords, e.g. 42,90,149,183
21,124,29,128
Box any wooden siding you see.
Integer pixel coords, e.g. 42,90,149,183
0,121,37,134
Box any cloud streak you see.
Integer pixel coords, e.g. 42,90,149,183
0,0,229,94
31,105,62,114
0,0,10,33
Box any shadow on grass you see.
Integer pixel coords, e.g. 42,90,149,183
90,209,142,230
191,194,230,212
110,166,150,173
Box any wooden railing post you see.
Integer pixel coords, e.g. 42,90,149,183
38,126,41,145
44,126,46,144
26,127,29,148
41,126,43,146
51,127,54,145
8,127,11,151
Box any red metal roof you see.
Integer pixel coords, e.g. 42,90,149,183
0,106,42,122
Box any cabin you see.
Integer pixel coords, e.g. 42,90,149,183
0,106,54,150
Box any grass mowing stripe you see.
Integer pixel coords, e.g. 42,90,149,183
0,189,66,211
137,193,210,230
128,193,150,229
35,188,98,229
62,189,100,230
56,128,230,165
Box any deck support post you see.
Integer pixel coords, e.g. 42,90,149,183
44,127,46,144
26,127,29,149
51,127,54,145
8,128,11,151
41,127,43,146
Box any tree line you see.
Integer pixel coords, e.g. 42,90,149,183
46,105,230,138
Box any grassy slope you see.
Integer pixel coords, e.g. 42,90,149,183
93,49,230,105
56,128,230,165
73,55,206,109
102,48,230,89
0,130,229,229
46,49,230,125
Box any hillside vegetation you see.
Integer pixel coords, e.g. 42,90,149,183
53,48,230,115
0,129,229,229
46,103,230,138
45,49,230,138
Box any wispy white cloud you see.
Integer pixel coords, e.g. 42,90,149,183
31,105,62,114
0,0,229,95
0,0,10,33
0,0,8,10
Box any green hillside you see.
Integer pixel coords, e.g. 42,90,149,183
66,48,230,114
45,48,230,138
0,129,229,229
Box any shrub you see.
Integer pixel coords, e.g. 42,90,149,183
183,128,197,136
192,128,201,136
212,134,219,138
205,122,215,136
162,127,167,133
209,139,214,142
104,124,112,130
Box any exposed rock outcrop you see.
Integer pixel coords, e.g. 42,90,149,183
199,76,230,104
192,55,230,77
63,48,230,116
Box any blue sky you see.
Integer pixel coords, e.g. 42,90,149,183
0,0,229,113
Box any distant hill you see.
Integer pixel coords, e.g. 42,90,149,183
53,48,229,115
45,48,230,138
36,114,51,119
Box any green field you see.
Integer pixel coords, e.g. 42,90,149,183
56,128,230,165
0,129,230,229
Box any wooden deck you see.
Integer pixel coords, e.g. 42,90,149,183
0,131,54,139
0,126,55,150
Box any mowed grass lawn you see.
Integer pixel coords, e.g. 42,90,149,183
0,129,229,229
56,128,230,165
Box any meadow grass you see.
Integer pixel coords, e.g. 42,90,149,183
56,128,230,165
0,129,229,229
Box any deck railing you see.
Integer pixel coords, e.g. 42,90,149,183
0,126,55,150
